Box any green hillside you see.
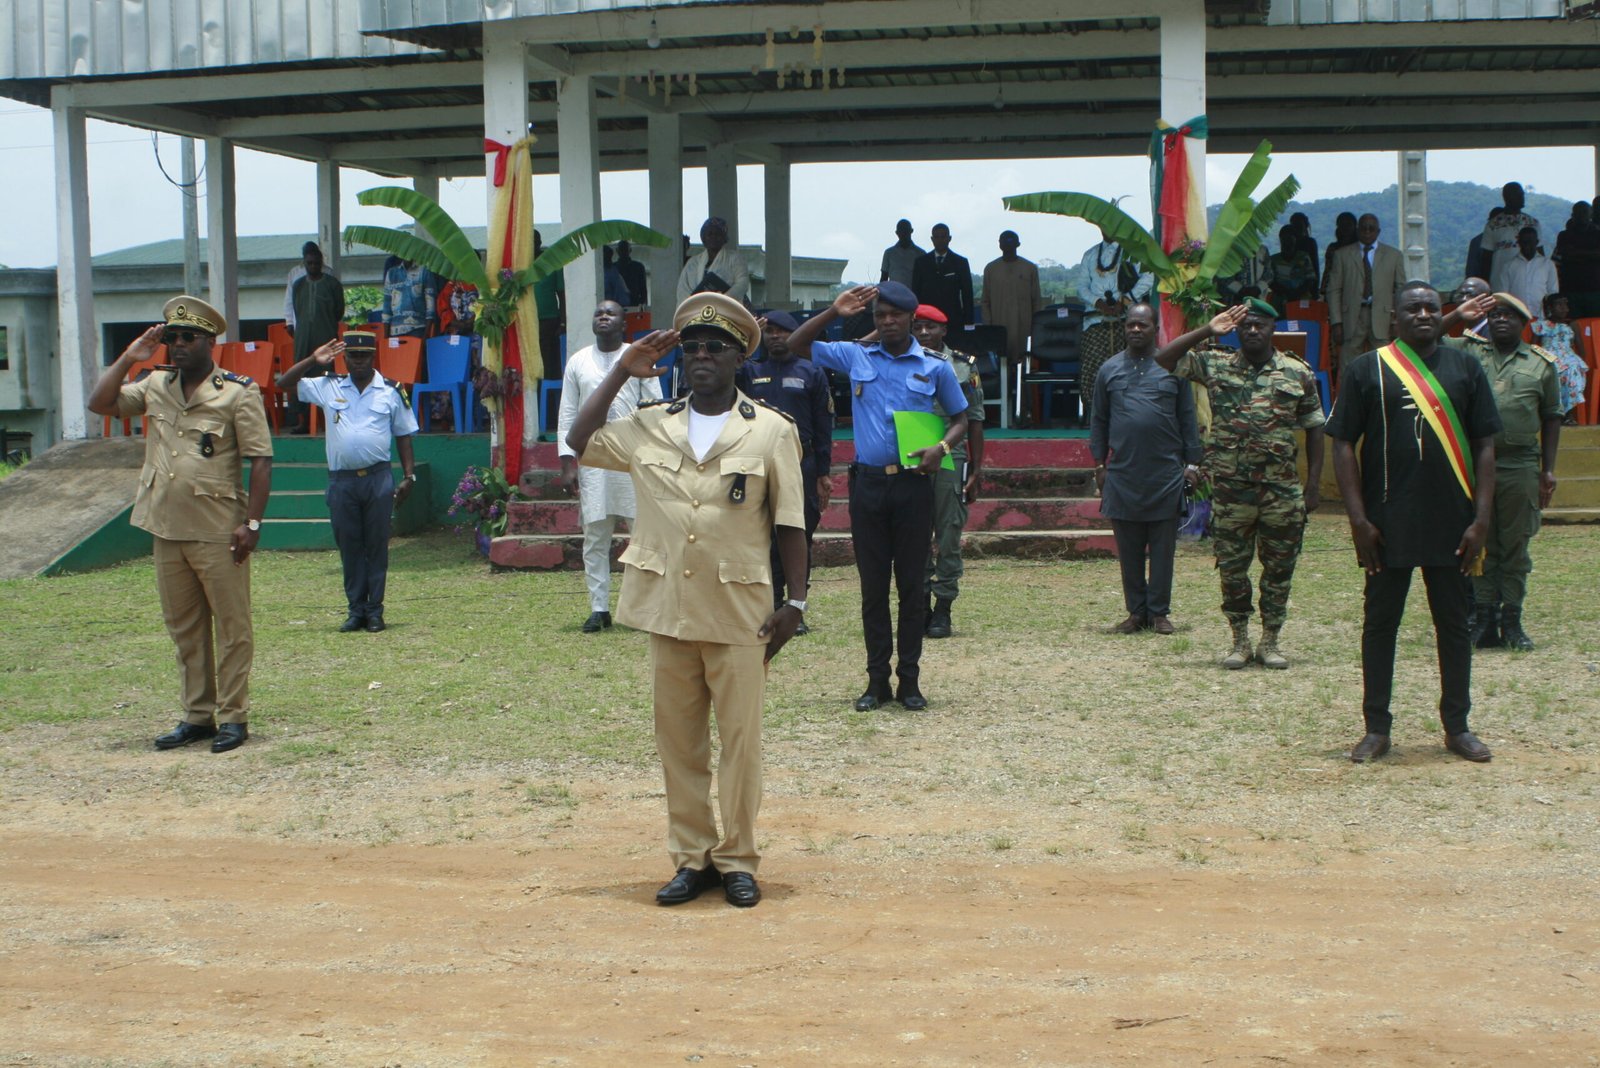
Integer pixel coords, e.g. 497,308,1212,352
1210,181,1580,291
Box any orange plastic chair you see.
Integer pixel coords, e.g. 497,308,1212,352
1576,319,1600,425
102,347,168,437
624,310,653,335
212,341,243,372
229,342,284,432
267,322,293,361
379,335,424,388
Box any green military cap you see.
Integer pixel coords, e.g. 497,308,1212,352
1244,297,1278,320
674,292,761,358
162,295,226,337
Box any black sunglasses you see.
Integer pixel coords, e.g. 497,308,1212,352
162,330,205,345
681,339,737,356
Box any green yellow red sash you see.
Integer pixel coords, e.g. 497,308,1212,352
1376,340,1474,500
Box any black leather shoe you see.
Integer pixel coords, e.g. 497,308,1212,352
582,611,613,633
926,597,953,639
338,614,365,633
854,681,893,712
656,865,720,906
896,683,928,711
211,723,248,753
722,871,761,908
1350,733,1391,763
1446,730,1492,763
154,721,216,750
365,614,386,633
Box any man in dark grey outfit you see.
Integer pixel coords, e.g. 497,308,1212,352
1090,302,1203,635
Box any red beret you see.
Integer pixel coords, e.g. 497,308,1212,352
913,304,948,323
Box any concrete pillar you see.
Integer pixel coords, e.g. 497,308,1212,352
316,160,341,276
763,155,793,307
412,173,441,245
204,136,239,341
557,72,602,357
482,33,530,456
1398,150,1430,283
181,139,203,298
1158,0,1207,235
648,111,684,326
706,142,739,245
51,95,96,440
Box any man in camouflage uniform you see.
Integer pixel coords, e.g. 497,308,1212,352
1156,298,1325,668
912,304,985,638
1455,292,1562,651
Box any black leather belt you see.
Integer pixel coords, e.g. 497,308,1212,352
330,462,389,480
850,462,920,476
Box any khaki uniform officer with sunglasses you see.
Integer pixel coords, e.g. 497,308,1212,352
88,296,274,754
568,293,807,910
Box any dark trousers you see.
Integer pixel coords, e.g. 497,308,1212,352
1361,566,1473,736
1111,517,1178,620
327,464,395,618
849,466,934,685
771,474,821,606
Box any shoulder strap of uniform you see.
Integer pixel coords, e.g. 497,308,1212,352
754,397,796,423
1529,343,1557,365
638,395,668,408
218,369,253,387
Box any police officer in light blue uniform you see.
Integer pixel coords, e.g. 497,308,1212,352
787,281,968,712
277,331,419,632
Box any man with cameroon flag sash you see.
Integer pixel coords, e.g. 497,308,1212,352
1327,281,1502,764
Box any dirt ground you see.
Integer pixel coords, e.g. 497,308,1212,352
3,740,1597,1066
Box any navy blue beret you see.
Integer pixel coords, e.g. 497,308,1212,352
875,281,918,312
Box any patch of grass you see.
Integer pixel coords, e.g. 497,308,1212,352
989,835,1015,852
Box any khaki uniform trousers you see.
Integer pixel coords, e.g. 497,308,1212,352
649,633,766,876
1338,306,1387,377
153,536,254,725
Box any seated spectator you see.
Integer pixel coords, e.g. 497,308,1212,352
1267,226,1317,309
1532,293,1588,423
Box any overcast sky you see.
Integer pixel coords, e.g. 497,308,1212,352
2,102,1595,282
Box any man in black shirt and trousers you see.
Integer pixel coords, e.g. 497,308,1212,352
1327,281,1502,764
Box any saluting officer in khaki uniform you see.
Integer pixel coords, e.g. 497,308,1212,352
567,293,808,910
87,297,274,753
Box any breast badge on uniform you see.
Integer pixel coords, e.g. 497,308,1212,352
729,472,747,503
738,399,757,420
199,432,215,457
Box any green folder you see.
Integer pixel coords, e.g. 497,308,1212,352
893,410,955,471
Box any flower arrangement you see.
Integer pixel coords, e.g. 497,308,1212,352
449,465,519,539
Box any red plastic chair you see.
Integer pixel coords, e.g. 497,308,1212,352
1576,319,1600,425
102,348,168,437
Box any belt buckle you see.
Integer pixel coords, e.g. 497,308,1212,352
885,464,901,475
355,468,368,477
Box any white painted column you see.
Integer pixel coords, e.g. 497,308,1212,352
557,72,602,356
316,160,341,275
706,142,739,244
482,33,530,457
52,95,96,440
648,111,684,327
763,155,793,307
204,136,239,340
1158,0,1207,233
181,139,203,297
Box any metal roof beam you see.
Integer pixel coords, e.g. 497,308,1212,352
55,59,483,108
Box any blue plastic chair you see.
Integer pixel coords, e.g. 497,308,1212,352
537,334,568,438
415,335,475,432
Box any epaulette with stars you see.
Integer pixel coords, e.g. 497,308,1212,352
753,398,796,423
949,348,978,366
215,370,253,388
637,395,669,408
1530,343,1557,365
398,385,412,409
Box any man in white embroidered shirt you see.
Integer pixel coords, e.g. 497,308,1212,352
567,292,807,910
277,330,418,633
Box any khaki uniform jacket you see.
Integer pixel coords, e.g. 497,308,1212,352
1325,241,1403,335
1458,334,1562,463
116,368,274,543
581,394,805,646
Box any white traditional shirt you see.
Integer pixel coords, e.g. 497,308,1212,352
1491,252,1558,320
675,247,751,305
1070,242,1154,330
557,344,660,524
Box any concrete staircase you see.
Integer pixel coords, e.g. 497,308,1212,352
1544,424,1600,525
247,460,434,551
490,436,1115,570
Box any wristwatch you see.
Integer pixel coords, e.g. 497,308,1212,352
784,599,807,614
937,440,952,457
246,519,261,532
401,473,417,484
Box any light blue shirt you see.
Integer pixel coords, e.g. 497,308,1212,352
810,338,967,466
298,372,419,471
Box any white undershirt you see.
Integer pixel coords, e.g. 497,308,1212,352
686,407,731,461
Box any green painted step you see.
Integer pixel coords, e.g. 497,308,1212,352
245,463,434,548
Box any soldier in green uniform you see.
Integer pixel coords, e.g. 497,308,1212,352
1155,299,1325,669
1455,292,1562,651
911,304,985,639
86,296,274,753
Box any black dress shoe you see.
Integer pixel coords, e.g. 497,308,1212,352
1350,732,1391,763
211,723,249,753
722,871,761,908
1445,730,1492,763
365,614,386,633
154,721,217,750
854,681,893,712
338,614,366,633
582,611,613,633
656,865,720,906
896,683,928,711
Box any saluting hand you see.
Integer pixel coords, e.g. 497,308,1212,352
121,324,165,364
1455,293,1496,326
1208,305,1248,336
311,338,345,367
619,330,680,378
832,285,877,318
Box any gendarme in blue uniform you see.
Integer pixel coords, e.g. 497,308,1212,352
298,372,419,623
808,337,966,463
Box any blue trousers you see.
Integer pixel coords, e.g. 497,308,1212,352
327,464,394,618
